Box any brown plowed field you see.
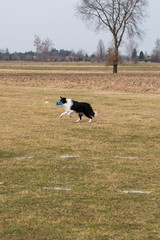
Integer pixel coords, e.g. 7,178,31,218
0,61,160,93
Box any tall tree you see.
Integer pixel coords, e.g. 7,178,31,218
76,0,148,73
34,35,54,61
97,39,106,62
132,48,138,63
125,39,138,60
139,51,145,61
151,38,160,62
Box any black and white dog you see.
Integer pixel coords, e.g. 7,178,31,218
59,97,97,123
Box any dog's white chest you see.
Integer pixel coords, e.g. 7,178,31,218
64,99,73,111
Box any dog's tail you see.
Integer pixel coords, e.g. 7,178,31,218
90,110,97,117
94,111,98,117
88,105,97,118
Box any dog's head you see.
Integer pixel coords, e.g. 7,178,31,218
60,96,67,104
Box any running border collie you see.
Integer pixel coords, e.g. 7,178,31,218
59,97,97,123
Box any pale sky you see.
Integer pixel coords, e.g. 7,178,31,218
0,0,159,55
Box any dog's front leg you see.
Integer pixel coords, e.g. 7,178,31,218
67,110,74,117
59,112,67,118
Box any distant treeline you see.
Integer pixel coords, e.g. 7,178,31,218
1,49,160,63
1,37,160,63
0,48,97,62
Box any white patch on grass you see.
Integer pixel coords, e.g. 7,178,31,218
122,190,151,194
0,182,4,185
60,155,80,158
43,187,71,191
114,156,137,159
16,156,33,160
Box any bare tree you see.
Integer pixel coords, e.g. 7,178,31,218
125,39,138,60
76,0,148,73
34,35,54,61
97,39,106,62
151,38,160,62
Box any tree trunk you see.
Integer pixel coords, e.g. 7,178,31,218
113,63,118,73
113,45,119,73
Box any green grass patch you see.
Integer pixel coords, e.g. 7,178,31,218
0,65,111,71
0,64,160,71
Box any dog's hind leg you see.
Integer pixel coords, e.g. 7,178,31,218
75,113,83,123
83,112,92,122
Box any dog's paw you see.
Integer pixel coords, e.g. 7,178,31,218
75,119,80,123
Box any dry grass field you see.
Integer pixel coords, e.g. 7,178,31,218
0,62,160,240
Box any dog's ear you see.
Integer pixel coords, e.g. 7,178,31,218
60,96,62,99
